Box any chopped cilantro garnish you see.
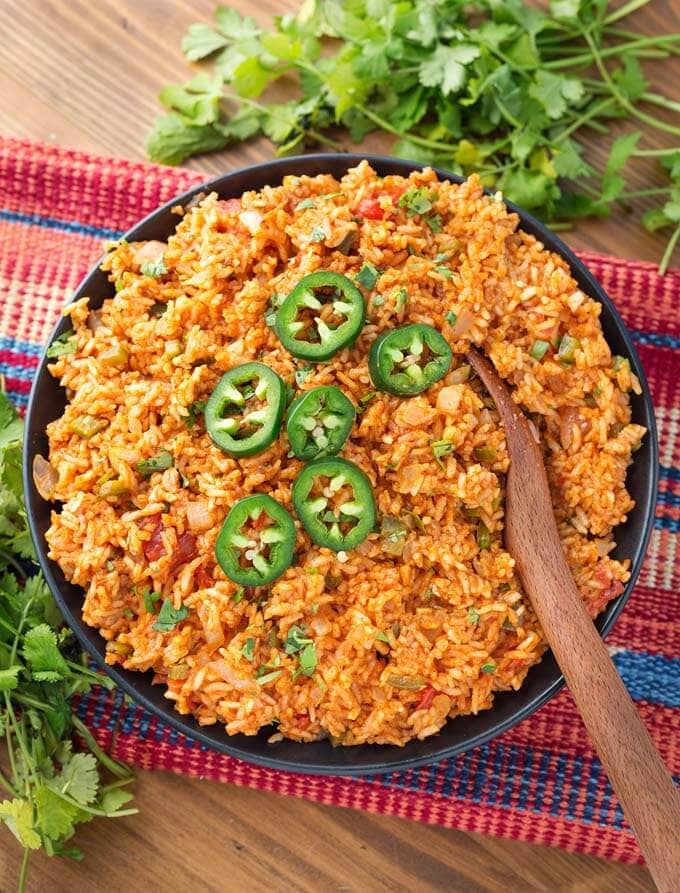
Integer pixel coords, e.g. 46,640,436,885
284,624,312,654
355,262,380,290
395,287,408,313
232,586,245,604
136,450,173,479
375,631,390,644
445,311,458,327
436,265,453,279
151,599,188,632
185,399,206,429
295,198,317,211
309,225,326,243
241,637,255,661
47,330,77,359
140,257,168,278
143,589,162,613
399,188,434,217
295,365,313,387
481,662,496,674
431,439,454,469
468,607,480,625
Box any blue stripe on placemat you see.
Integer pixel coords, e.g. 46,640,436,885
0,208,123,240
0,336,44,356
611,652,680,706
630,330,680,350
655,517,679,533
658,491,680,508
660,465,680,483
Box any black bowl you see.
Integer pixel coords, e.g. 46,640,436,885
23,154,658,776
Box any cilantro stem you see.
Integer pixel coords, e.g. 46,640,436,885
18,847,29,893
616,187,671,199
0,547,27,578
583,31,680,136
50,785,138,818
658,224,680,276
356,106,459,153
235,96,342,151
554,97,617,142
634,147,680,156
641,92,680,113
71,714,133,780
603,0,652,25
0,765,18,797
545,34,680,70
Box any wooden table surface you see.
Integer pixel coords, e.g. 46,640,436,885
0,0,676,890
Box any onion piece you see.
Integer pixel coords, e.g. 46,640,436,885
33,455,57,500
186,500,214,532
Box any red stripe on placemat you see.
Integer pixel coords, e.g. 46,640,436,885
3,137,678,869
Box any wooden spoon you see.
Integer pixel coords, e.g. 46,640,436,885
466,346,680,893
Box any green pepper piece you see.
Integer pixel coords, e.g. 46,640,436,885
368,324,452,396
286,386,356,461
292,457,376,552
205,362,286,457
275,271,366,361
215,494,296,587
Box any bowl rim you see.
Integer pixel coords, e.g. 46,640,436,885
23,152,659,776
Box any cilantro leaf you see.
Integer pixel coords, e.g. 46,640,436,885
23,624,70,682
0,666,20,691
146,114,229,166
159,74,223,126
529,72,584,120
605,132,642,177
35,785,80,838
181,23,228,61
152,600,189,632
52,753,99,806
419,44,480,95
0,798,42,849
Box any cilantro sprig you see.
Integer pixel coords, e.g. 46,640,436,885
147,1,680,272
0,393,137,891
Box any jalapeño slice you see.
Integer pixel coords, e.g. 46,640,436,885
205,362,285,457
286,386,356,461
368,324,452,396
292,457,375,552
275,271,366,361
215,494,296,587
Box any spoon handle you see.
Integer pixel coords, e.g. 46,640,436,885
504,420,680,892
527,558,680,893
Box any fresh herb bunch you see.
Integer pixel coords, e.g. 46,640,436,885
0,393,136,892
146,0,680,272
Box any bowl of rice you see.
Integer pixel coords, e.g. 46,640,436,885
24,154,658,775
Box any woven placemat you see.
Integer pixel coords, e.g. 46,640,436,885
1,136,677,866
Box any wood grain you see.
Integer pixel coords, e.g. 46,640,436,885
0,1,675,890
467,348,680,893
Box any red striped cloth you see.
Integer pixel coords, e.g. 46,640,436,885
1,137,677,866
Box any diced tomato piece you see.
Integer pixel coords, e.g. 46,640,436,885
295,713,311,730
356,197,384,220
170,531,198,572
194,565,213,589
142,515,165,562
415,685,437,711
219,198,242,213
